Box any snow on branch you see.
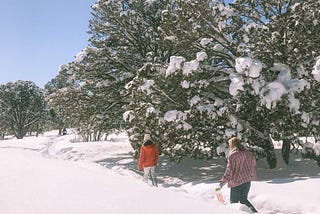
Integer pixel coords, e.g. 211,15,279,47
166,52,207,77
231,57,309,112
312,57,320,81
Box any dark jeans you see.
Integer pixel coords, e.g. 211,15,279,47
230,181,258,213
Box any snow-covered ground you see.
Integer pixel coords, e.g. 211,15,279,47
0,130,319,214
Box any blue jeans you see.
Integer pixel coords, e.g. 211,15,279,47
143,166,158,186
230,181,257,213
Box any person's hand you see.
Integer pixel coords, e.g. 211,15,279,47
215,182,224,192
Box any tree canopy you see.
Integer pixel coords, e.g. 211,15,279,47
45,0,320,167
0,81,47,139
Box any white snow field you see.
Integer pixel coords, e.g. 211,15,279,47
0,130,319,214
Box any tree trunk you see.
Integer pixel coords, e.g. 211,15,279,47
264,137,277,169
282,139,290,165
15,124,25,139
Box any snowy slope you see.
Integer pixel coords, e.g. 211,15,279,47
0,130,319,214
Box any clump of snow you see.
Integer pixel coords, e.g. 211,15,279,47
163,110,191,130
123,110,135,122
165,36,176,41
163,110,187,122
288,95,300,113
96,79,111,88
138,79,154,95
189,95,201,107
235,57,262,78
163,110,178,122
225,128,236,137
75,48,88,63
216,143,228,156
251,79,262,95
244,22,258,32
229,74,244,96
217,106,227,116
197,104,217,119
182,60,199,76
229,114,238,128
301,111,310,127
173,144,183,151
213,44,224,51
297,65,307,78
146,106,157,117
196,52,207,61
314,143,320,156
232,58,309,111
144,0,156,5
261,65,308,111
166,52,205,77
200,38,212,46
218,20,227,31
221,5,234,18
274,64,291,80
214,98,224,106
176,121,192,130
312,57,320,81
243,34,250,43
166,56,185,77
236,123,243,132
262,81,287,109
180,80,190,88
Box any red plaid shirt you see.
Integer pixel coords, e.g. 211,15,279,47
220,149,257,188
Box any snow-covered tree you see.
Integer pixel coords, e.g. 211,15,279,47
47,0,320,167
125,0,257,162
125,0,320,167
231,0,320,70
0,81,47,139
228,0,320,166
125,53,232,161
0,110,10,139
45,64,75,135
46,61,113,141
50,0,176,142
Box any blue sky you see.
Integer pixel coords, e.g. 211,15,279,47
0,0,96,88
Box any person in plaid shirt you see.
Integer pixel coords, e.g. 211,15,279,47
217,137,258,213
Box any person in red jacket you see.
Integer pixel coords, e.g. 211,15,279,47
138,134,159,186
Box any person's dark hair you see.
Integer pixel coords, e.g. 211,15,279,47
143,139,153,146
229,137,246,151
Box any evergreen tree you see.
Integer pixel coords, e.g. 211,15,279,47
0,81,47,139
51,0,176,142
124,0,241,160
228,0,320,166
45,64,75,135
47,0,320,167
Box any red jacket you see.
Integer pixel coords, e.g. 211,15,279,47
138,142,158,171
